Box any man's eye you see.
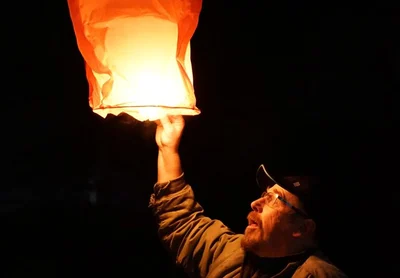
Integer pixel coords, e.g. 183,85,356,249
261,192,271,201
261,192,266,197
261,192,269,198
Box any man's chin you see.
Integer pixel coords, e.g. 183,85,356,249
241,230,259,251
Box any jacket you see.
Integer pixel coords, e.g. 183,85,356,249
149,174,348,278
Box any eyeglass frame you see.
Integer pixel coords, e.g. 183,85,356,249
256,164,310,219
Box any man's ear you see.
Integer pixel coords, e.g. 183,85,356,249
292,219,316,238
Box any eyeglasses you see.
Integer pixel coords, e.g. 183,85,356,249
260,191,309,218
256,164,309,218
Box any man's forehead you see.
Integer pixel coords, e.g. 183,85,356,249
266,184,285,195
267,184,294,199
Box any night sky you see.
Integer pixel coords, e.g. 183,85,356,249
3,1,397,277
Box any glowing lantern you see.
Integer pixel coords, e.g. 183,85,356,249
67,0,202,121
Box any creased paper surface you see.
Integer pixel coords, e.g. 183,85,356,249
67,0,202,121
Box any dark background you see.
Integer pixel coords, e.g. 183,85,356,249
3,1,398,277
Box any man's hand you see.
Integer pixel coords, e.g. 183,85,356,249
155,115,185,152
155,114,185,183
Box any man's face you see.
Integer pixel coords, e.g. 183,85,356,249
241,184,302,257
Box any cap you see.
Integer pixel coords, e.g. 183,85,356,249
256,164,321,219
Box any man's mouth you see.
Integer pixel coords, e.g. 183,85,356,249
248,218,259,228
247,212,261,229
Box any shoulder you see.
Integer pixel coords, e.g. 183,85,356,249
294,250,348,278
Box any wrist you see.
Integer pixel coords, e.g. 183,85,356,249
157,149,182,183
158,146,179,155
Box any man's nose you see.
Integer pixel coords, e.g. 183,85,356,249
250,197,264,213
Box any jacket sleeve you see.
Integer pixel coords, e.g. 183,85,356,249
149,173,242,277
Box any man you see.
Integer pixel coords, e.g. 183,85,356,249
149,114,347,277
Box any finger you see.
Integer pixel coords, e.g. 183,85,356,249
169,115,184,125
159,114,172,128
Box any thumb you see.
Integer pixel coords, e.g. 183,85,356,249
169,114,184,124
159,114,172,129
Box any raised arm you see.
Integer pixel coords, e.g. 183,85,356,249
155,115,184,183
149,115,243,277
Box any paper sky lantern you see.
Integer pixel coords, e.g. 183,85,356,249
67,0,202,121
